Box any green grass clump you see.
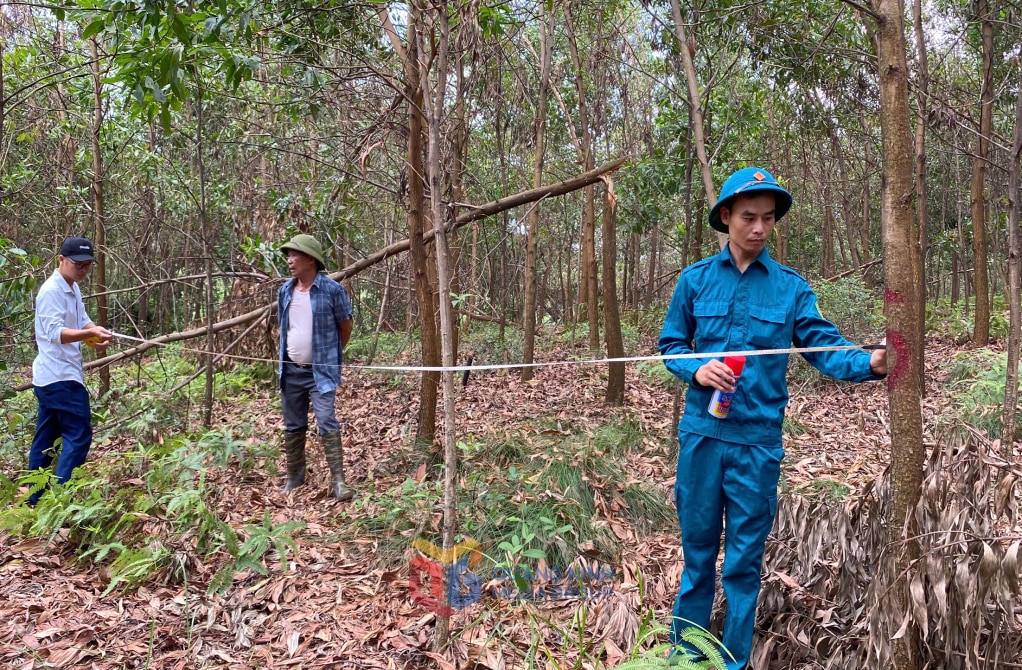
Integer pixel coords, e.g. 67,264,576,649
944,349,1017,439
0,429,300,597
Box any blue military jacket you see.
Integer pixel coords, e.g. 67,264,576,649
659,245,881,446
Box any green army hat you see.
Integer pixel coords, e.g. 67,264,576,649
281,234,327,271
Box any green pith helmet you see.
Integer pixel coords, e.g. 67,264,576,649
709,167,792,233
280,234,327,271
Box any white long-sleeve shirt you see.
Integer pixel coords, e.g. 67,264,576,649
32,270,92,387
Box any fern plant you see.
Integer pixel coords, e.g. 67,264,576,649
207,511,305,596
615,610,730,670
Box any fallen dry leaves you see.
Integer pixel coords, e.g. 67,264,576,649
0,337,1008,669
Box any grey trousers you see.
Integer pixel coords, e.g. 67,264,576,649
281,362,339,434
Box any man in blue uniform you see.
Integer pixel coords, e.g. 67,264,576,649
659,167,888,669
277,234,354,500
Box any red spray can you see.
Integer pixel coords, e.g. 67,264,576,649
707,355,746,419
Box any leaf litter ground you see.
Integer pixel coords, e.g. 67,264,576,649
0,339,990,669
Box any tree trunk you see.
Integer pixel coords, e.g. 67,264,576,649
378,5,440,445
386,3,440,446
419,0,457,644
971,0,994,345
669,0,726,251
89,37,109,395
871,1,925,668
823,190,837,278
563,4,599,351
522,1,552,382
194,83,215,430
1002,72,1022,456
912,0,930,393
861,111,874,270
601,179,625,405
0,9,6,173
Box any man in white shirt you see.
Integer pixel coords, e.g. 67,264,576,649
27,237,113,504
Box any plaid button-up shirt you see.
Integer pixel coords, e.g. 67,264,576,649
278,273,353,393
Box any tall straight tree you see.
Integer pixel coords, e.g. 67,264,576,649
601,176,624,404
379,4,440,445
970,0,994,344
88,36,109,395
563,2,599,351
521,1,553,382
669,0,726,251
1002,74,1022,456
418,0,457,643
868,0,926,667
912,0,930,389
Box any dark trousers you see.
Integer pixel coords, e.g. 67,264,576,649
28,380,93,503
281,363,339,434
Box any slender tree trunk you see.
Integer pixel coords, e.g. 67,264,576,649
379,4,439,445
563,4,599,351
823,191,836,278
912,0,930,393
522,2,552,382
861,111,874,269
1002,73,1022,456
971,0,994,345
193,81,215,429
89,37,109,395
830,125,860,268
367,219,395,366
602,179,624,405
419,0,457,645
871,2,925,668
669,0,726,251
405,7,439,445
0,7,6,172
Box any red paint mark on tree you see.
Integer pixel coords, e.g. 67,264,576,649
887,330,909,388
885,289,904,306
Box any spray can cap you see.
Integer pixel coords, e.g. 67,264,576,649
724,355,746,376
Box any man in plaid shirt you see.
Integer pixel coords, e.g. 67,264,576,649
277,234,354,500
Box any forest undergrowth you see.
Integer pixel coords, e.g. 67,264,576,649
0,329,1019,669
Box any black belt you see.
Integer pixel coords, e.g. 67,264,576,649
285,358,312,369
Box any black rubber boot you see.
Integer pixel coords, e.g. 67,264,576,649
281,429,307,493
322,430,353,501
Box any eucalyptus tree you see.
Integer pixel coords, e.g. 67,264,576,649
970,0,995,344
864,0,926,666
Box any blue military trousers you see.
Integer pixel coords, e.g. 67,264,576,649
671,432,784,670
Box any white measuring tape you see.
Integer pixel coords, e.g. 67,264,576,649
104,331,880,374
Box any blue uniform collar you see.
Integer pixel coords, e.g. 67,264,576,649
717,244,773,273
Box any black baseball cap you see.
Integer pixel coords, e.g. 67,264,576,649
60,237,96,262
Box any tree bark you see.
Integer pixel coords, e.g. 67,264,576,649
563,3,599,351
89,37,109,395
871,1,925,668
195,81,215,430
418,0,457,644
912,0,930,394
1002,72,1022,456
601,178,624,405
669,0,726,251
970,0,994,345
399,3,440,446
522,1,552,382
